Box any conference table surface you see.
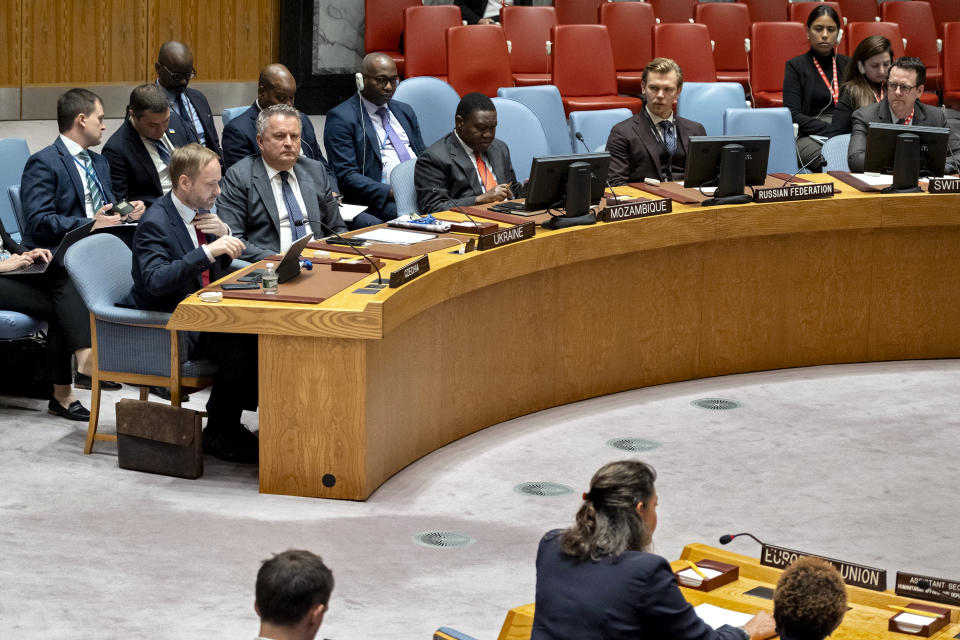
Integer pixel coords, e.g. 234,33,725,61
496,544,960,640
167,175,960,499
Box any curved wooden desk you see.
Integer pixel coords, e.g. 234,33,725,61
168,176,960,499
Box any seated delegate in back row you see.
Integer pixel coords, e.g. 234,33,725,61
825,35,893,137
606,58,705,185
414,92,519,214
848,57,960,173
783,5,849,172
532,460,775,640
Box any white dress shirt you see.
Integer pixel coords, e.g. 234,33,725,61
361,95,417,184
170,192,215,263
263,159,309,253
59,134,96,218
135,118,174,194
484,0,513,19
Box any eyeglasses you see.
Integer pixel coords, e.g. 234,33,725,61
363,74,399,88
158,61,198,81
886,81,917,94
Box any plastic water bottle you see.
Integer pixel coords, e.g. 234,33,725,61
262,262,278,295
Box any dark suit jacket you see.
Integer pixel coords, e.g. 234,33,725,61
123,192,232,313
414,132,516,214
217,155,347,262
101,118,190,208
165,86,223,158
606,112,706,185
324,94,426,218
455,0,532,24
531,531,747,640
848,98,960,172
21,137,116,248
221,102,333,183
783,50,850,137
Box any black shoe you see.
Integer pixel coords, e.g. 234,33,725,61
202,425,258,464
149,386,190,402
48,398,90,421
74,372,121,391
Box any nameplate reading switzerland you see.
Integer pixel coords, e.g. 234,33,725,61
753,182,835,204
896,572,960,607
477,221,535,251
599,197,672,223
928,178,960,194
389,255,430,288
760,544,886,591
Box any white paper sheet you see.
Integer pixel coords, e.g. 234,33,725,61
676,567,723,587
694,603,753,630
353,228,437,245
338,203,368,222
849,172,894,186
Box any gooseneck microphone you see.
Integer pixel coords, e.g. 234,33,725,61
575,131,624,204
301,215,387,286
719,532,766,546
430,187,486,233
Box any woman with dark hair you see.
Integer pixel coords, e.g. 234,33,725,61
783,5,850,171
773,556,847,640
826,35,894,137
531,460,775,640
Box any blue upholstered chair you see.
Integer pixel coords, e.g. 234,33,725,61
221,106,248,128
677,82,747,137
63,234,217,454
389,159,419,217
491,97,551,183
393,76,462,147
568,108,632,155
2,184,48,340
434,627,479,640
497,85,573,156
723,107,798,174
0,138,30,244
821,134,851,172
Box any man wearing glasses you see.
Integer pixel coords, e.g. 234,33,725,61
848,56,960,172
324,52,426,229
155,41,223,159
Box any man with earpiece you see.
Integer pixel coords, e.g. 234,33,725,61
324,52,426,229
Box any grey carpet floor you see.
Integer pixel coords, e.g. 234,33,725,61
1,359,958,639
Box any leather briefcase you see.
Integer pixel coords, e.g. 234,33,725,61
116,399,203,479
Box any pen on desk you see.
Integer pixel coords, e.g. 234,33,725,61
887,605,940,618
684,560,708,579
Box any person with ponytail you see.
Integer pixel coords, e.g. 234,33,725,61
531,461,775,640
826,35,894,137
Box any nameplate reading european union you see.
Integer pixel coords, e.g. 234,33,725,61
928,178,960,193
477,222,535,251
760,544,886,591
389,255,429,288
599,198,672,223
895,571,960,607
753,182,835,203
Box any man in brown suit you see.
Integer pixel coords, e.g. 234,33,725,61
606,58,706,185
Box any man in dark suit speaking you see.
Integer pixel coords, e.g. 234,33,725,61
218,104,346,263
414,92,518,214
155,41,222,158
606,58,706,185
848,56,960,172
324,52,426,228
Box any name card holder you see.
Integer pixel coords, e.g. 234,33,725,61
450,220,499,235
888,603,950,637
331,258,385,273
389,255,430,288
675,560,739,592
477,221,536,251
599,197,672,223
753,182,835,204
928,178,960,194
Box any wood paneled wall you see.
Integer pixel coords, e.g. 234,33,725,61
0,1,22,86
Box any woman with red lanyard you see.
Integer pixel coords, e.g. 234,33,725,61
782,5,849,172
826,35,893,137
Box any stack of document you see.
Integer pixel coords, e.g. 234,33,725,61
694,603,754,629
676,566,723,588
352,228,437,245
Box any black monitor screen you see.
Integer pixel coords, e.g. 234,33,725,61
683,136,770,190
524,152,611,211
863,122,949,177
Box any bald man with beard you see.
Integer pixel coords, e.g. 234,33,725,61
155,41,222,158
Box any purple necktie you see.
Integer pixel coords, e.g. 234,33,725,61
376,106,412,162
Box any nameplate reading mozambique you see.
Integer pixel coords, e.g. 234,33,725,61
928,178,960,194
389,255,430,288
599,198,672,223
753,182,835,204
896,571,960,606
760,544,886,591
477,221,535,251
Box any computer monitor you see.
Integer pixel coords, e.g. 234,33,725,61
524,152,611,213
683,136,770,206
863,122,948,192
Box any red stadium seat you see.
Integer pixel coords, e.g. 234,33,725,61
554,0,602,25
749,21,807,107
788,1,846,55
403,5,462,83
847,21,906,59
649,0,695,24
447,25,515,97
738,0,787,23
600,1,655,95
653,23,717,83
882,1,942,91
836,0,879,25
929,0,960,36
550,24,644,116
364,0,419,76
942,22,960,109
501,6,556,87
695,2,750,89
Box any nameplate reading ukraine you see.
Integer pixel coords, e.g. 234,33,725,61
599,198,672,223
389,255,430,288
753,182,834,204
895,572,960,607
760,544,886,591
928,178,960,194
477,221,535,251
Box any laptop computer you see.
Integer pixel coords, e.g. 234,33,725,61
277,232,314,284
0,220,95,276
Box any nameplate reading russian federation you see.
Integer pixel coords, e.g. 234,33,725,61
928,178,960,194
760,544,886,591
896,572,960,607
477,221,535,251
389,255,430,288
599,197,672,223
753,182,835,203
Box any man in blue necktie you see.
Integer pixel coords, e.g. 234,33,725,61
155,41,223,159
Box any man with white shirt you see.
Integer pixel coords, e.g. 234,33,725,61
122,143,258,464
254,550,333,640
21,88,145,248
102,84,191,208
218,104,346,263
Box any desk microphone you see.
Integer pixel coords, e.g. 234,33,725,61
300,215,387,286
719,532,766,546
575,131,625,204
430,187,486,233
